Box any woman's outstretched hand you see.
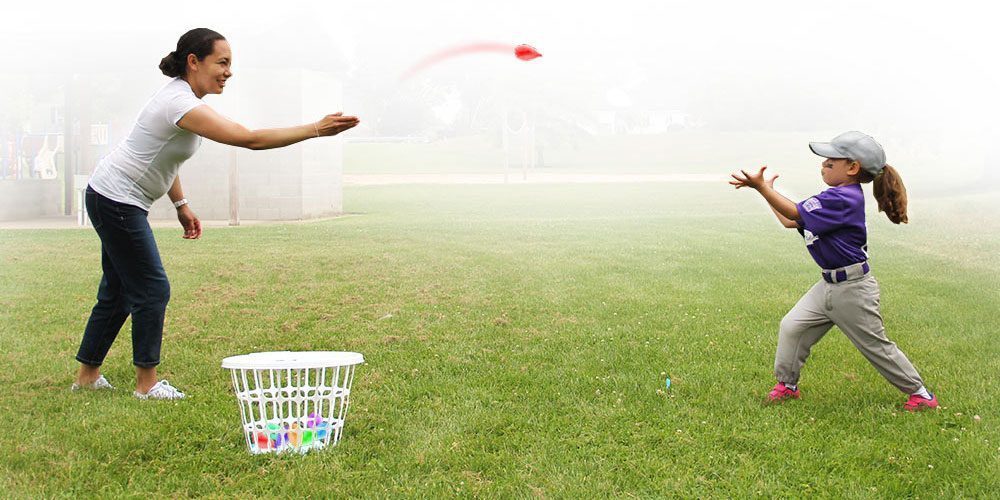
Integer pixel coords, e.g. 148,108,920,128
729,165,777,190
315,113,360,137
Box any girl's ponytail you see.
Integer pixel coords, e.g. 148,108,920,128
862,164,908,224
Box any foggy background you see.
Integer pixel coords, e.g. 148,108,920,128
1,0,998,221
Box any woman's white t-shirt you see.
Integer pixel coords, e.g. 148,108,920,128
88,78,205,210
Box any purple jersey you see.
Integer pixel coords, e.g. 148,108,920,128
795,184,868,270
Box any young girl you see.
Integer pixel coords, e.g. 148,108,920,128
730,131,938,411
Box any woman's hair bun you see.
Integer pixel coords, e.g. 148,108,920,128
159,51,183,77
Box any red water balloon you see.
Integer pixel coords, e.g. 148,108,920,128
400,42,542,80
514,44,542,61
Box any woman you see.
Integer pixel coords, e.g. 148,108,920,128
730,131,937,411
71,28,359,400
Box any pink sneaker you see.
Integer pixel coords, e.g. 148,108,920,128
767,383,800,403
903,393,938,411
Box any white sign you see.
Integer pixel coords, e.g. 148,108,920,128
90,124,109,146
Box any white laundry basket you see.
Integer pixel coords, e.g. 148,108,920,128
221,351,364,454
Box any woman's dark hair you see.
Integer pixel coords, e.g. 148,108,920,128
159,28,226,78
859,164,908,224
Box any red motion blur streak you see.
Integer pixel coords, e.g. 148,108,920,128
400,42,541,80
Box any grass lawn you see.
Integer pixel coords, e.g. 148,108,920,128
1,182,997,497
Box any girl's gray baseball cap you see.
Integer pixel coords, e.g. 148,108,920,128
809,131,886,176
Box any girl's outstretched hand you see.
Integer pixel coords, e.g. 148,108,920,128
729,165,776,190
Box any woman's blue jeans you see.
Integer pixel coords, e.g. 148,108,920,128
76,186,170,368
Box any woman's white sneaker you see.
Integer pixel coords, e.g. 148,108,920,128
71,375,114,391
134,380,186,400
